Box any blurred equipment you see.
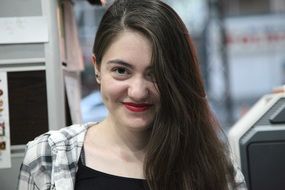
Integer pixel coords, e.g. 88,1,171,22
228,93,285,190
81,90,107,123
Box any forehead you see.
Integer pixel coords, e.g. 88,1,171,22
101,30,152,68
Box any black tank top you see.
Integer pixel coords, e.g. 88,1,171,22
75,148,149,190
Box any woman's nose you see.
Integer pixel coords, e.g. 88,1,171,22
128,77,149,101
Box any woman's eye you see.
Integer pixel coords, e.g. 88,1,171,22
115,67,127,75
147,71,156,82
111,67,130,79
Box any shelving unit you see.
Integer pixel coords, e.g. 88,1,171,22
0,0,81,189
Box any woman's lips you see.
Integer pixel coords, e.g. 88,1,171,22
123,102,152,112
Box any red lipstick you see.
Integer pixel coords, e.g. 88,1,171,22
123,102,152,112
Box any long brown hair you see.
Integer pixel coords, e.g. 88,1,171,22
93,0,236,189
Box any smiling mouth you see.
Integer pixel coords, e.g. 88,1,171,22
122,102,152,112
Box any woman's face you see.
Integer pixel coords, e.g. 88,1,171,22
94,30,160,131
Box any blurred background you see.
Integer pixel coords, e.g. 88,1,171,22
1,1,285,189
76,0,285,129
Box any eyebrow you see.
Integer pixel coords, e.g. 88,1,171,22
107,59,134,69
107,59,154,71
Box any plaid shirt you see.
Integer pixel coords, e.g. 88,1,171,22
18,123,96,190
18,122,247,190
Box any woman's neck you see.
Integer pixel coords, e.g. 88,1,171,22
106,117,150,152
84,119,150,179
89,117,151,160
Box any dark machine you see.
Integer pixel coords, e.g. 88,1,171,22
228,93,285,190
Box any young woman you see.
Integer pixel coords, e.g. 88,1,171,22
18,0,247,189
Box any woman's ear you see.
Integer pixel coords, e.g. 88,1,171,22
92,55,101,84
